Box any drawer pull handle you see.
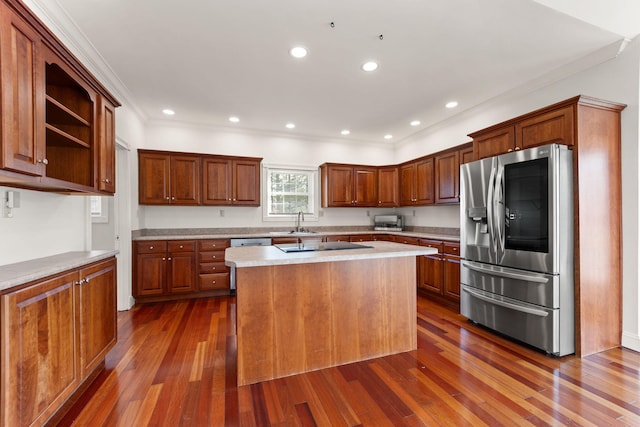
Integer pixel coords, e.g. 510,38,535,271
149,246,154,249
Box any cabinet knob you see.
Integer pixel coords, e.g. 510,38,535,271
37,158,49,165
233,198,237,201
212,266,216,270
149,246,154,249
514,146,521,151
166,197,170,200
171,197,175,200
212,281,216,284
228,198,232,201
179,245,184,249
212,255,217,259
102,178,111,184
162,257,166,261
167,257,172,261
507,148,513,152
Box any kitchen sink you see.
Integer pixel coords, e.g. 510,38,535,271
269,230,319,237
275,241,372,253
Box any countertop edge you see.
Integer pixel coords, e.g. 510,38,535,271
225,241,438,268
132,230,460,242
0,250,119,292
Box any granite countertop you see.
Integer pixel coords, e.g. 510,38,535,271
132,228,460,242
0,250,119,292
225,241,438,268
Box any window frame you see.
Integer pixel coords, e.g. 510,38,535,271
262,164,319,222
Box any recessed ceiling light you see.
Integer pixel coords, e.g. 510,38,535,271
362,61,378,72
410,120,421,127
229,116,240,123
289,46,308,58
445,101,459,109
286,123,296,129
162,109,175,115
384,134,393,140
341,130,351,136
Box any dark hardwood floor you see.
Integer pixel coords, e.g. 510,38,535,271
58,294,640,426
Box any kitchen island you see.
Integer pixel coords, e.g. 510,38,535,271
225,241,437,385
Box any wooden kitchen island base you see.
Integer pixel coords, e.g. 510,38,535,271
236,256,417,386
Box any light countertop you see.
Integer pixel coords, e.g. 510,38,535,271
225,241,438,268
0,250,118,292
132,229,459,242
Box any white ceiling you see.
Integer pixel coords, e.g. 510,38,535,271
44,0,640,144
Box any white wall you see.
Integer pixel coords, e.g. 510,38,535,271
0,188,89,264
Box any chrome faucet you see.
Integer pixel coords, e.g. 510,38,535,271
295,211,305,232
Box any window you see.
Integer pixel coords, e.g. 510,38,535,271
263,165,317,221
90,196,108,223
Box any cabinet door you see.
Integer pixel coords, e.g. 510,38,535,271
516,105,574,149
138,152,170,204
377,166,398,207
474,126,515,160
77,259,117,377
460,144,475,164
435,150,459,204
419,254,443,294
415,158,434,205
354,167,377,206
1,271,79,427
168,252,197,293
96,96,116,193
170,155,201,205
202,157,232,205
399,163,416,205
232,159,261,205
134,252,166,296
443,255,461,301
325,165,354,207
0,5,46,176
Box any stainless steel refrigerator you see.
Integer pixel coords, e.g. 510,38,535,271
459,143,574,356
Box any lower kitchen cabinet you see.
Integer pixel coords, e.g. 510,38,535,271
0,257,116,427
198,239,230,291
418,239,460,303
133,238,231,302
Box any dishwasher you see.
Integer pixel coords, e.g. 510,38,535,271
229,237,272,294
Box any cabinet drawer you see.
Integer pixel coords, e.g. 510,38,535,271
443,242,460,256
351,234,373,242
394,236,420,246
419,239,444,252
134,241,167,254
198,239,230,251
199,251,225,263
168,240,195,252
199,273,230,290
199,262,229,274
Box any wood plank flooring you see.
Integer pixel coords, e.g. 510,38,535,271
57,295,640,426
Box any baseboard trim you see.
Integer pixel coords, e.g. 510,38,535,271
622,331,640,352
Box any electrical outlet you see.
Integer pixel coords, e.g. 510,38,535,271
219,209,225,217
366,210,370,217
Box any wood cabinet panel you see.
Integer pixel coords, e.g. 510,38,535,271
170,155,201,205
377,166,398,206
474,125,515,160
138,152,170,204
202,157,231,204
77,259,117,377
320,164,377,207
0,256,117,427
232,159,261,205
400,158,434,206
516,105,574,149
1,271,79,427
167,252,197,293
96,96,116,193
134,252,166,296
0,4,46,176
460,144,475,164
202,157,261,206
435,150,460,204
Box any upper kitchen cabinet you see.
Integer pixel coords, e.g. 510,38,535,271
399,157,434,206
377,166,399,207
202,155,261,206
434,143,473,204
471,101,574,160
138,150,201,205
320,163,378,207
0,2,46,177
0,0,120,193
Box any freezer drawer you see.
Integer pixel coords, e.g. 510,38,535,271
461,260,560,308
461,285,574,356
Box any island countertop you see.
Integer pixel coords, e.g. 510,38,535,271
225,240,437,268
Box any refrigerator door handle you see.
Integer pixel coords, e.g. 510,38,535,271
463,287,549,317
487,162,497,257
493,163,506,261
461,260,550,283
